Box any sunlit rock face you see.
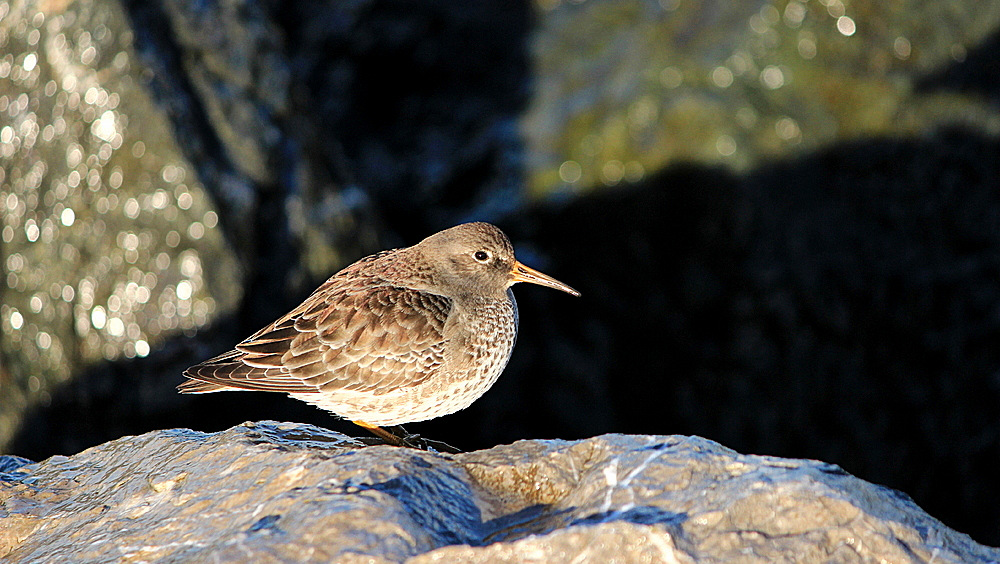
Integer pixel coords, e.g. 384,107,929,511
0,1,242,446
522,0,1000,196
2,424,998,562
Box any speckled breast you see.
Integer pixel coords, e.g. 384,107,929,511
297,290,520,425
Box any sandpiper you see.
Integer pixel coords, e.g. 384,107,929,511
179,222,579,448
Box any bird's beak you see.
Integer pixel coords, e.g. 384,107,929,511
511,261,580,296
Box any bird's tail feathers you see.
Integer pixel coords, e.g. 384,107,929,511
177,378,237,394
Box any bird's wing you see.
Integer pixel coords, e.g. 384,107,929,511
180,281,452,395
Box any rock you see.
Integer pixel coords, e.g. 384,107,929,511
0,456,33,475
492,131,1000,546
0,0,244,448
523,0,1000,194
1,422,995,562
0,0,380,464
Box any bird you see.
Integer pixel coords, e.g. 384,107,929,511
178,222,579,449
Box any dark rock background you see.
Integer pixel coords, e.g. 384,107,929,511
2,0,999,548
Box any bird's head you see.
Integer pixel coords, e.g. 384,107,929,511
414,222,579,300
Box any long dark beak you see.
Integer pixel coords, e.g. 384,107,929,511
511,261,580,296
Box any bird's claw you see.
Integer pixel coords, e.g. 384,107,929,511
399,433,461,454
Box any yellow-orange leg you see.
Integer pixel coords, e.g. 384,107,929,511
351,420,461,453
352,420,407,447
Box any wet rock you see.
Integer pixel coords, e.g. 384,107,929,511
0,455,32,475
523,0,1000,194
1,422,996,562
0,0,243,448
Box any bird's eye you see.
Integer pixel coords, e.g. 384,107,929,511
473,250,490,262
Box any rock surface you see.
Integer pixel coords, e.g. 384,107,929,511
523,0,1000,193
0,0,244,446
1,422,996,563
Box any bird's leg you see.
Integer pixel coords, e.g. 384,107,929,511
385,424,416,442
352,420,408,447
352,421,461,453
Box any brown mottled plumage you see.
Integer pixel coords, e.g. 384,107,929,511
179,222,579,446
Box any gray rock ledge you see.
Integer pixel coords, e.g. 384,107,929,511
1,422,996,563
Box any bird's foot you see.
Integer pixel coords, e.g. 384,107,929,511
402,433,462,454
353,421,461,453
388,425,461,454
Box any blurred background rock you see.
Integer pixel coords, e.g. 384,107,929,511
2,0,999,546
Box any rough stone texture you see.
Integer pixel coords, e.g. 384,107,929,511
1,422,997,563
